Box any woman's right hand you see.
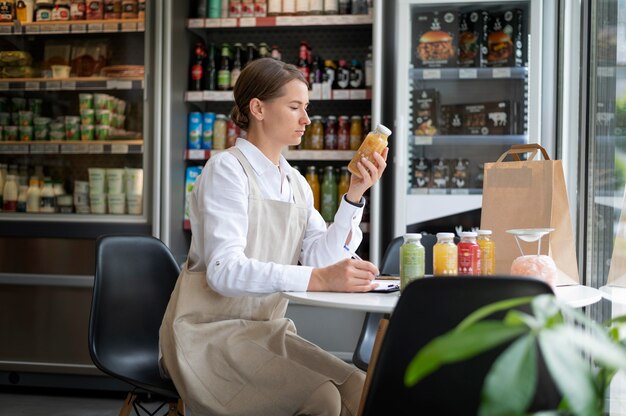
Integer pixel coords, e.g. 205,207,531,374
308,258,379,292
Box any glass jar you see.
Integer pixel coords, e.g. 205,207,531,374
400,233,425,291
458,231,481,276
347,123,391,178
433,232,457,276
309,115,324,150
477,229,495,275
213,114,227,150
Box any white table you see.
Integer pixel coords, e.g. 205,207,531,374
599,285,626,305
283,284,602,313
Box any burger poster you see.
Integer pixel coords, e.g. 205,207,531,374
412,10,458,68
458,11,488,67
484,9,525,67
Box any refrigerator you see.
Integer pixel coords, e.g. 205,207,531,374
379,0,559,247
0,2,162,388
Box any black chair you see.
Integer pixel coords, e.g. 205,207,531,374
352,234,438,371
360,276,560,415
89,235,183,416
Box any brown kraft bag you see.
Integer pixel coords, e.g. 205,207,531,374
480,144,579,285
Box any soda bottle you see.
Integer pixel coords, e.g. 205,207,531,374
309,115,324,150
364,45,373,87
204,43,217,90
271,44,282,61
338,0,350,14
305,166,320,211
336,58,350,89
347,123,391,178
349,59,363,89
458,231,481,276
190,42,206,91
230,43,243,89
202,112,215,150
297,41,310,81
337,115,350,150
337,165,350,201
217,43,231,91
309,56,322,86
258,42,271,58
400,233,425,291
477,229,495,275
324,115,337,150
349,115,362,150
323,59,336,88
320,166,337,221
244,42,257,67
433,232,457,276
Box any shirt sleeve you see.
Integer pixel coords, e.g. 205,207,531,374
196,154,312,297
297,173,365,267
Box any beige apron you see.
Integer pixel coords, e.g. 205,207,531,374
159,148,356,416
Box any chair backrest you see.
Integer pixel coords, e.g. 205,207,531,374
361,276,560,415
89,235,181,398
379,234,438,275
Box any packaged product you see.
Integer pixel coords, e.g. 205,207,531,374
450,158,469,189
412,10,458,68
0,0,15,22
484,9,525,67
412,157,430,190
413,88,438,136
430,158,449,190
439,104,464,135
458,10,488,67
0,51,33,67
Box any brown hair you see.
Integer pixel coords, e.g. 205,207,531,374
230,58,308,130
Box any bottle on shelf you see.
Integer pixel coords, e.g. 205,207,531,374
364,45,373,87
16,185,27,213
400,233,425,291
349,115,362,150
258,42,270,58
230,43,243,89
323,0,337,15
197,0,207,18
295,0,308,15
305,165,320,211
208,0,220,18
267,0,280,16
324,115,337,150
39,179,56,213
213,114,227,149
245,42,257,68
347,123,391,178
320,165,337,221
337,166,350,201
336,59,350,89
433,232,457,276
309,115,324,150
309,56,322,86
351,0,367,14
297,41,310,81
310,0,322,14
217,43,231,91
190,42,206,91
271,44,282,61
26,177,40,213
337,115,349,150
349,59,363,89
204,43,217,91
337,0,349,14
361,114,370,141
2,174,17,212
281,0,295,15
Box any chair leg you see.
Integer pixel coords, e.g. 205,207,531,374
356,318,389,416
119,392,137,416
167,399,185,416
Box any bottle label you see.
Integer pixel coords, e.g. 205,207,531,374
336,68,350,89
217,70,230,89
191,64,203,81
350,68,363,88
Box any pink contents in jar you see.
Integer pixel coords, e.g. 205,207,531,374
511,255,557,287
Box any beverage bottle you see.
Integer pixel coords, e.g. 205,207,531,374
337,115,349,150
297,41,310,81
16,185,27,212
347,123,391,178
190,42,206,91
204,43,217,90
26,176,40,213
39,179,56,213
295,0,308,14
349,115,362,150
323,0,337,14
208,0,220,17
0,163,6,211
228,0,241,17
244,42,257,67
400,233,425,291
336,59,350,89
324,115,337,150
188,112,203,150
323,59,336,88
361,114,370,141
310,0,322,14
202,112,215,150
2,174,17,212
301,123,311,149
213,114,227,149
338,0,349,14
477,229,496,275
458,231,481,276
337,165,350,201
351,0,366,14
217,43,231,91
364,46,373,87
309,115,324,150
258,42,270,58
226,118,238,148
267,0,280,15
281,0,295,15
320,165,337,221
271,44,281,61
309,56,322,86
349,59,363,89
305,165,320,211
230,43,243,88
197,0,206,17
433,232,457,276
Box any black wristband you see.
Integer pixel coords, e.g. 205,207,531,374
344,194,365,208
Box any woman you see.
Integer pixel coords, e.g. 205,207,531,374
160,58,388,416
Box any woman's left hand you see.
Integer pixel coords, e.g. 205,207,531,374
345,147,389,204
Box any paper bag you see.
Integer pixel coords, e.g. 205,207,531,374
480,144,579,285
607,185,626,286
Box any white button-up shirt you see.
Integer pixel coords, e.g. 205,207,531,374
187,138,365,297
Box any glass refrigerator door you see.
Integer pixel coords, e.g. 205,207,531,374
391,0,544,237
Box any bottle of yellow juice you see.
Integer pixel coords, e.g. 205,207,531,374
477,229,495,275
433,232,457,276
347,123,391,178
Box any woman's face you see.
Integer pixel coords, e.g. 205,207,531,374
262,79,311,147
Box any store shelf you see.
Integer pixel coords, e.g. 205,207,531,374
185,89,371,102
0,140,143,155
185,148,224,160
0,19,145,35
187,14,372,29
412,135,528,146
0,212,145,222
0,76,143,92
283,150,356,161
410,67,528,81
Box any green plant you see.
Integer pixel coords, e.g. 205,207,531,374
404,294,626,416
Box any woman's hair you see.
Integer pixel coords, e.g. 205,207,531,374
230,58,308,130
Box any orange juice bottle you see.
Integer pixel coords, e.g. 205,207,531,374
305,165,320,210
433,232,457,276
349,115,362,150
347,123,391,178
477,229,495,275
337,165,350,201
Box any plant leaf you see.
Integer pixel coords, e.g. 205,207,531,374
603,314,626,327
479,333,537,416
405,321,527,387
456,296,534,332
538,330,600,416
504,309,540,330
531,294,562,327
555,325,626,371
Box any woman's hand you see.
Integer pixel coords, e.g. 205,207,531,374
345,147,389,204
308,258,379,292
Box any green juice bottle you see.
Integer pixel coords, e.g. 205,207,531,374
321,166,338,222
400,233,425,291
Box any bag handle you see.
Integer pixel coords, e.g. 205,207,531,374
495,143,551,163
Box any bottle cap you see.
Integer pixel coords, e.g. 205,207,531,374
376,123,392,136
477,230,492,235
460,231,477,238
404,233,422,240
436,232,455,239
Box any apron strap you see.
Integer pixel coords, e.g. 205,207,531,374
288,167,307,207
228,147,262,199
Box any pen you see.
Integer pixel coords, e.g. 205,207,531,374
343,245,363,261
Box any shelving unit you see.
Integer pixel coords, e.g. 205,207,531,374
0,140,143,155
0,18,145,35
0,77,144,91
185,89,371,102
187,14,372,29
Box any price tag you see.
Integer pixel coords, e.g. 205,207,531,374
88,23,104,32
111,144,129,154
186,91,204,102
493,67,512,78
423,69,441,79
44,144,59,153
0,82,9,91
350,89,366,100
71,23,87,33
188,18,204,28
598,66,615,77
332,90,350,100
115,80,132,90
239,17,255,26
46,81,61,90
459,68,477,79
25,25,40,34
25,81,40,91
60,144,83,154
52,24,70,33
121,22,137,32
106,80,118,89
187,149,206,160
414,135,433,145
103,22,118,32
137,21,144,31
7,144,29,153
61,81,76,90
0,25,12,34
89,144,105,154
0,146,11,154
205,19,220,28
221,18,237,27
30,145,46,154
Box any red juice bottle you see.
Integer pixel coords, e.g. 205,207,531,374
458,231,481,276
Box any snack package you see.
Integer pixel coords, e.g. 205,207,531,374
450,158,470,189
0,51,33,67
430,158,450,190
484,101,512,135
412,9,458,68
458,11,488,67
439,104,464,135
413,89,439,136
484,9,525,67
412,157,431,190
